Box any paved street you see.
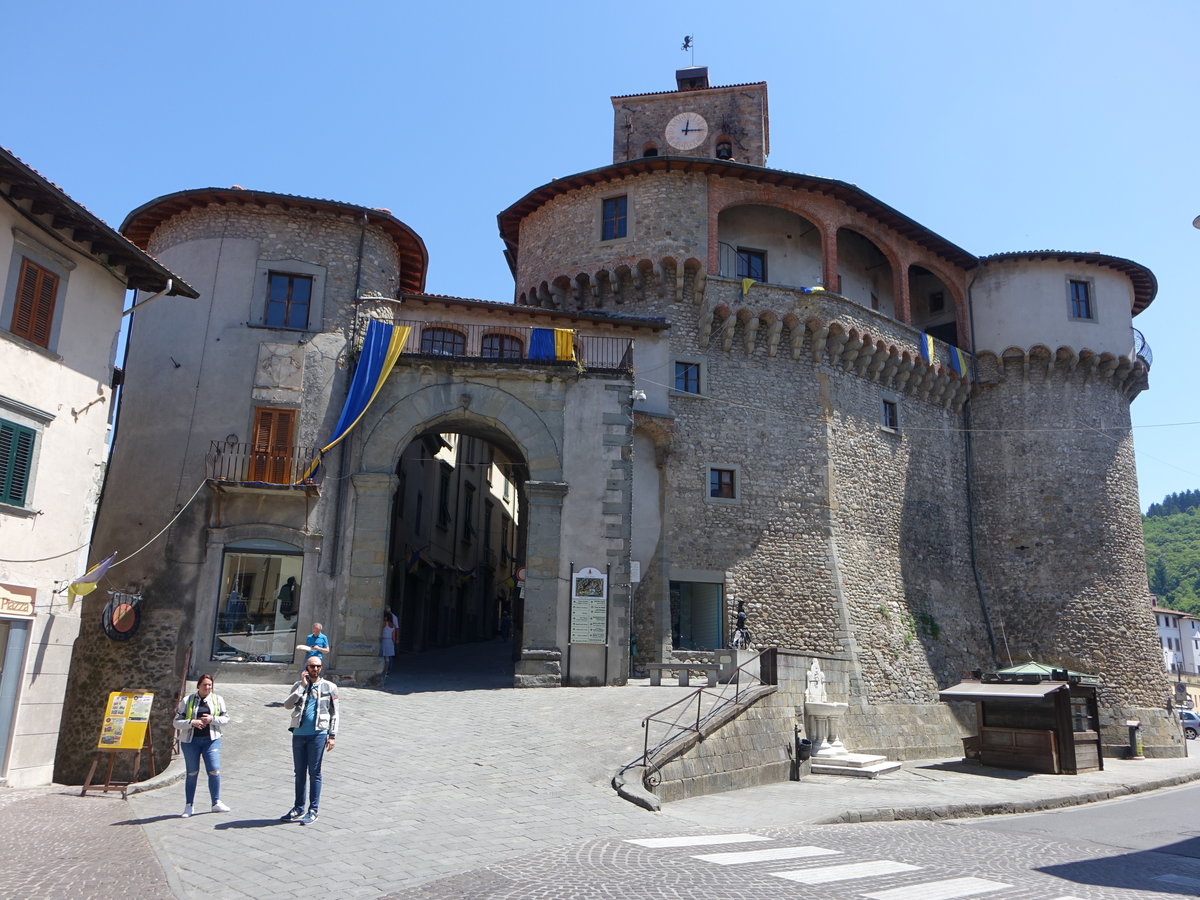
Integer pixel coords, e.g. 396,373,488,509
5,641,1200,899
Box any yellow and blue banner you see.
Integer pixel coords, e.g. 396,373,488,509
529,328,575,362
68,552,117,609
297,319,409,482
949,345,970,378
919,333,936,365
740,278,756,300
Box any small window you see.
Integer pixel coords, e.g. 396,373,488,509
0,418,36,507
437,464,452,528
481,333,523,359
1069,280,1093,320
421,328,466,356
674,361,701,394
462,483,476,543
709,467,737,500
881,398,899,432
265,272,313,329
928,291,945,314
11,258,60,348
736,248,766,282
601,196,628,241
483,499,494,550
642,144,659,158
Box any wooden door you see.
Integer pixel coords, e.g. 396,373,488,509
250,407,296,483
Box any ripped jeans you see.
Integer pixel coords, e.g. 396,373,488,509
181,736,222,805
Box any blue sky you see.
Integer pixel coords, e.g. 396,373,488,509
5,1,1197,509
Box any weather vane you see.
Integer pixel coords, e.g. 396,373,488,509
681,34,694,65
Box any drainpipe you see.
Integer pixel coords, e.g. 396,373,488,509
963,261,998,662
328,214,370,577
121,279,173,317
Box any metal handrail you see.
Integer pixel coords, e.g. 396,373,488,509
629,648,775,780
1133,327,1153,370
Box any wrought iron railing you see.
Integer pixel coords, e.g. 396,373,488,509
391,320,634,373
1133,328,1153,370
624,648,777,787
206,441,321,486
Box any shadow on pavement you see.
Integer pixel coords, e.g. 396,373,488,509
214,818,294,829
111,814,189,826
915,760,1037,780
1040,837,1200,894
386,639,514,693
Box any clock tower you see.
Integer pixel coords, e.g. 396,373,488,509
611,67,769,166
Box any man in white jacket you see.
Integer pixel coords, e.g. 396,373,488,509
281,655,339,825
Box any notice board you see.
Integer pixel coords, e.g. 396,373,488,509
96,691,154,750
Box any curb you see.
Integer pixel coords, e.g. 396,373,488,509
125,755,185,796
808,766,1200,825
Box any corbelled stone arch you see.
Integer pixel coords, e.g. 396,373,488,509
351,379,568,687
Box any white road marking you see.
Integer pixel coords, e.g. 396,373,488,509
624,833,770,848
862,876,1011,900
771,860,921,884
691,845,841,865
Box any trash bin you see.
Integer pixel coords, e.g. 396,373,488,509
797,737,812,761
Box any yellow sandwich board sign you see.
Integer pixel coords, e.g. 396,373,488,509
96,691,154,751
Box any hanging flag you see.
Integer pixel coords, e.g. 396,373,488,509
949,346,970,378
297,319,409,482
67,552,117,609
799,286,825,294
529,328,576,362
919,333,935,365
740,278,756,300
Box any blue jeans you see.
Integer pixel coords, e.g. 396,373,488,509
292,733,327,811
181,736,221,805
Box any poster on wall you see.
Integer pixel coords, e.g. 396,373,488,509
569,567,608,645
95,691,154,751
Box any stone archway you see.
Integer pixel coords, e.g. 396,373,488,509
342,372,630,687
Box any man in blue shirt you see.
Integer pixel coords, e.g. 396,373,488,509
281,655,339,825
301,622,331,661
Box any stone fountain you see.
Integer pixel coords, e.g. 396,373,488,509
802,660,900,778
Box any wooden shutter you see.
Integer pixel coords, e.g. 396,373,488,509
11,259,59,348
0,420,35,506
249,407,296,483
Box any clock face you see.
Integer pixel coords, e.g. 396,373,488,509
665,111,708,151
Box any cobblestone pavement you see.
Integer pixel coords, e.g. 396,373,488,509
12,641,1200,898
386,818,1200,899
0,785,175,899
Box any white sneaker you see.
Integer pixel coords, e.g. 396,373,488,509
180,804,193,818
211,800,231,813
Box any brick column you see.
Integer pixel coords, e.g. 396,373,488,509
894,265,912,324
516,480,569,687
343,472,398,683
821,226,838,292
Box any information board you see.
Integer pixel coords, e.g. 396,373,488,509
569,567,608,644
96,691,154,751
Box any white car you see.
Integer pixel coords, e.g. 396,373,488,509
1180,710,1200,740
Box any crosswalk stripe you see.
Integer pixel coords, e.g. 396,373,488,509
862,876,1011,900
624,833,770,848
692,846,841,865
771,860,921,884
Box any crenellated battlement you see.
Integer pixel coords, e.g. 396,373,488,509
976,344,1149,398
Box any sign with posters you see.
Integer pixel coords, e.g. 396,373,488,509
96,691,154,750
569,567,608,645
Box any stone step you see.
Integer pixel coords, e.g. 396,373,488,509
810,755,902,778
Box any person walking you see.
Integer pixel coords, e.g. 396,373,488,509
300,621,331,661
281,655,339,825
173,674,231,817
380,609,397,680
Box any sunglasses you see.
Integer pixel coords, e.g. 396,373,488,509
306,665,322,670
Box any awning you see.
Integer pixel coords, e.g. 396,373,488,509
939,681,1070,701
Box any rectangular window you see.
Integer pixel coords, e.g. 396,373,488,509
483,500,494,551
709,467,736,500
462,483,476,542
669,581,724,651
601,196,627,241
249,407,296,483
1069,280,1093,320
674,361,701,394
0,419,36,507
928,291,945,314
212,546,302,662
11,258,59,348
500,517,511,561
881,398,899,432
265,272,313,329
437,464,452,528
736,248,766,282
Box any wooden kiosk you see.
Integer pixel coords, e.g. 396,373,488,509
940,663,1102,775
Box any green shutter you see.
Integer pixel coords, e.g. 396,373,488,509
0,419,36,507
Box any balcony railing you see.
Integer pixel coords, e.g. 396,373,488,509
206,441,322,487
392,320,634,373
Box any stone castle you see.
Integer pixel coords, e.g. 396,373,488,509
56,68,1175,780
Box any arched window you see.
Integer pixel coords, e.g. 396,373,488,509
481,333,523,359
420,327,466,356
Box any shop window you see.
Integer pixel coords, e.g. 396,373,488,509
211,541,302,662
670,581,724,651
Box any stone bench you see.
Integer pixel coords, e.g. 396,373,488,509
646,663,719,687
